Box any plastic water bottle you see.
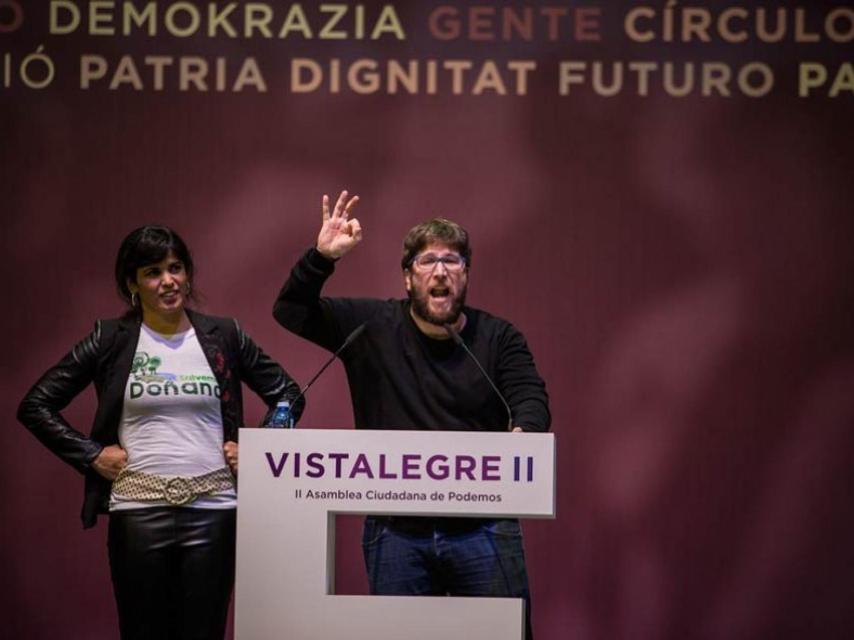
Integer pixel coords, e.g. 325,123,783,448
267,401,294,428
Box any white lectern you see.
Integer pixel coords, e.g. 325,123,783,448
236,428,556,640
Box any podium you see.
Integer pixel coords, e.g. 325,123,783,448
235,428,556,639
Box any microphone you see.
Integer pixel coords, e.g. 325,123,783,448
293,323,366,407
444,323,513,431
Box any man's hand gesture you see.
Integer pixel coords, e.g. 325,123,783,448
317,190,361,260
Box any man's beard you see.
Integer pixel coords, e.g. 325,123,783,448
408,283,467,326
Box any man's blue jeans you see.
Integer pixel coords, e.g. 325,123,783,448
362,516,533,639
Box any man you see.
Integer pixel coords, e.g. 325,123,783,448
273,190,550,639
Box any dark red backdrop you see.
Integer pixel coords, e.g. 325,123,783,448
3,2,853,639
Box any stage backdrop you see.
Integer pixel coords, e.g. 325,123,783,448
2,2,853,639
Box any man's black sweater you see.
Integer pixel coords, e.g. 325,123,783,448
273,248,550,433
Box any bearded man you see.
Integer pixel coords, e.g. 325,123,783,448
273,190,550,639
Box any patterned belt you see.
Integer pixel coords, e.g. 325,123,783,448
112,467,235,506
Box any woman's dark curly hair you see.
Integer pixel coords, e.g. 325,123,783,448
114,225,195,306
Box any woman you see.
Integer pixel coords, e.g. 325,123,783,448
17,225,303,640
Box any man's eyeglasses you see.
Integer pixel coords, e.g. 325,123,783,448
410,253,466,272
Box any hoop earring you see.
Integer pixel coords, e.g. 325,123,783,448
131,292,138,307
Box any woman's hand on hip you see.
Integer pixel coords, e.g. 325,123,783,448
224,441,239,476
92,445,128,480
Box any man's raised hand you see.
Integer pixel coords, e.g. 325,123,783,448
316,190,362,260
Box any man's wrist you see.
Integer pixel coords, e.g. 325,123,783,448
311,246,339,263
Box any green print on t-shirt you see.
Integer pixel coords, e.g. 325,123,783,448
128,351,220,398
